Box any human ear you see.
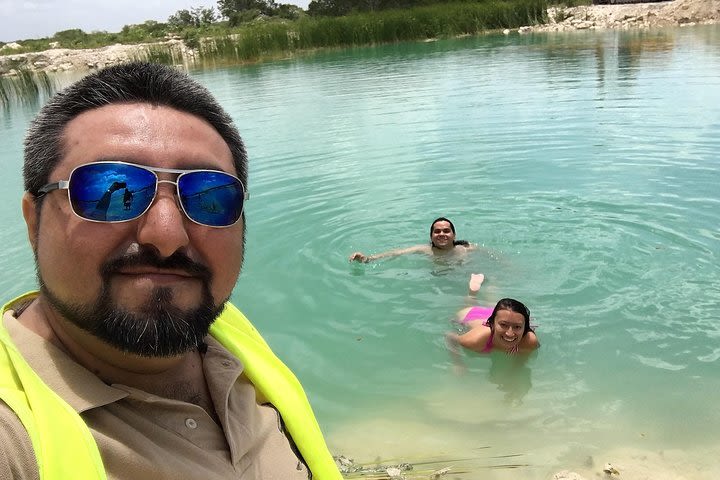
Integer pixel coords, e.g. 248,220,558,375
22,192,39,253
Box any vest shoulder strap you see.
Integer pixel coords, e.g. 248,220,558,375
0,296,107,480
210,303,341,479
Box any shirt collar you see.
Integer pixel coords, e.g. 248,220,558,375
3,308,128,413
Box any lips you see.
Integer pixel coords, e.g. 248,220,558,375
118,269,200,284
101,247,212,283
112,267,203,288
117,267,195,278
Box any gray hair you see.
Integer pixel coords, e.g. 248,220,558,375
24,61,247,200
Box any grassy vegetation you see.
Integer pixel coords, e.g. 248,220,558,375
201,0,548,62
131,42,190,65
0,69,55,107
1,0,549,60
554,0,591,6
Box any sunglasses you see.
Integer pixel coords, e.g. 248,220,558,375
38,161,248,228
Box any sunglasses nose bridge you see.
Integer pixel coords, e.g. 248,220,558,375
156,178,179,189
154,179,182,209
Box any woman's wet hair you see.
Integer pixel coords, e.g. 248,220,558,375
429,217,469,247
486,298,533,337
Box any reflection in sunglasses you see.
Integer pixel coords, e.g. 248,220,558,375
38,161,248,228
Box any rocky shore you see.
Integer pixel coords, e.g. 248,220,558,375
1,0,718,76
534,0,720,32
0,40,194,76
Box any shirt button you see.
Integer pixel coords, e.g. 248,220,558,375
185,418,198,429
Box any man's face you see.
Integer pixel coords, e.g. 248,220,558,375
26,103,244,356
430,220,455,249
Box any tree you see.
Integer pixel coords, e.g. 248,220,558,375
52,29,88,47
168,9,195,28
168,6,217,29
119,20,168,42
193,6,218,25
275,3,304,19
217,0,278,19
307,0,354,16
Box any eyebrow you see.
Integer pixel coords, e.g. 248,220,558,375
98,157,232,174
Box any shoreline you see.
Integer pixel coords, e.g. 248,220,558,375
1,0,718,76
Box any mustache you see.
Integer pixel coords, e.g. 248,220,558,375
101,248,212,281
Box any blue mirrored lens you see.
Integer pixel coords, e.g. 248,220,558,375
177,171,244,227
68,163,156,222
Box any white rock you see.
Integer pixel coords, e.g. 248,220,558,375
553,471,587,480
386,466,403,478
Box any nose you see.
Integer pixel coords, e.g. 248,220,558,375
135,186,190,258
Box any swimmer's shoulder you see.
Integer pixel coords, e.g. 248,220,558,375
457,324,492,352
520,331,540,352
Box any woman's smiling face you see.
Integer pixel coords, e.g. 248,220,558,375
492,309,527,347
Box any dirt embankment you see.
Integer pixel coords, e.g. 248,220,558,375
1,0,719,75
0,40,193,76
534,0,720,32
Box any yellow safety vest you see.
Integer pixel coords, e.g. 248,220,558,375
0,292,341,480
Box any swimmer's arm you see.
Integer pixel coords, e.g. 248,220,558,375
446,328,490,355
445,332,466,372
349,245,428,263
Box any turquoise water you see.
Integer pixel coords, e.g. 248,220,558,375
2,26,720,478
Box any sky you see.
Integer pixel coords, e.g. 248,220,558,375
0,0,310,43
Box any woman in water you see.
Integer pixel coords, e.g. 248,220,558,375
446,274,539,357
349,217,473,263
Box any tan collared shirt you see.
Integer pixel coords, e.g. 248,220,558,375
0,309,310,480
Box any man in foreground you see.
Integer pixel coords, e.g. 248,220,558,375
0,62,341,479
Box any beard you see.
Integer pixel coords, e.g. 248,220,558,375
39,248,226,357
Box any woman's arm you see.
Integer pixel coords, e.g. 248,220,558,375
447,327,491,354
445,332,466,373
